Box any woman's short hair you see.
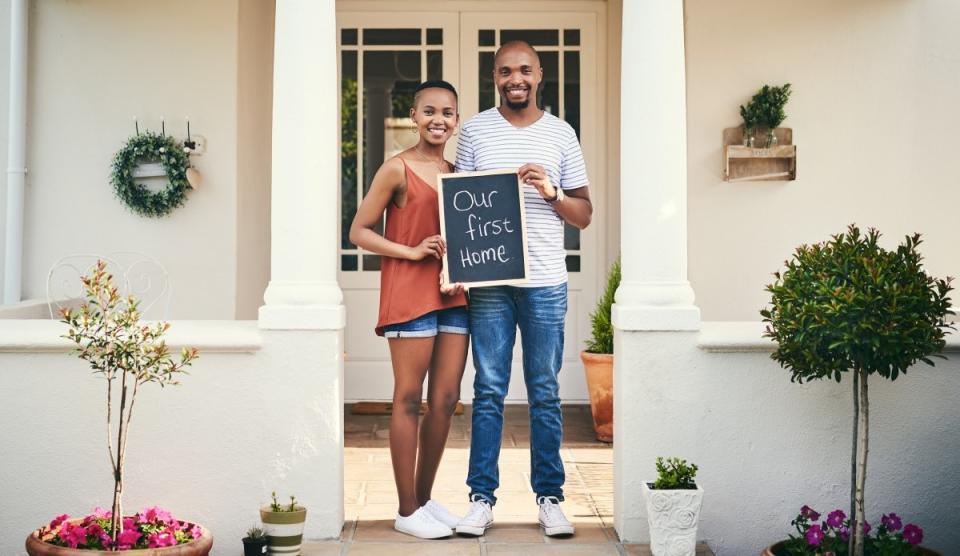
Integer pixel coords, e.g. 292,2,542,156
413,80,459,105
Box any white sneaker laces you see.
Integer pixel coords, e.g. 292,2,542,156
464,495,491,523
538,496,565,523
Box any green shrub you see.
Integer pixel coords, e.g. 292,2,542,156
652,457,698,490
585,257,621,354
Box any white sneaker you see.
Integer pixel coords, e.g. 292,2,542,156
538,496,575,537
455,495,494,536
423,499,461,528
394,507,453,539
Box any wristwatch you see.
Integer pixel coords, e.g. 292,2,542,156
547,187,565,204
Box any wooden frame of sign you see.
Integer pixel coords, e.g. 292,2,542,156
437,169,530,288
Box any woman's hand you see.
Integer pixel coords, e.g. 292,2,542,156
439,272,466,296
408,234,446,261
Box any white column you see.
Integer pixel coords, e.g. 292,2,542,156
612,0,699,330
3,0,28,304
259,0,345,330
612,0,700,543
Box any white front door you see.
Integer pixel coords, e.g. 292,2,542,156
337,5,604,403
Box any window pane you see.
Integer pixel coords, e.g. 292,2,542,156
363,28,421,45
341,50,358,249
538,51,558,115
564,51,580,139
565,255,581,272
427,50,443,81
341,28,358,45
342,254,358,271
426,28,443,45
363,51,421,239
363,255,382,271
478,29,495,47
563,29,580,46
500,29,559,46
564,222,580,250
479,52,495,112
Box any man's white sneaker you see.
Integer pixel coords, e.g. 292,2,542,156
538,496,575,537
394,507,453,539
423,499,461,528
455,495,494,536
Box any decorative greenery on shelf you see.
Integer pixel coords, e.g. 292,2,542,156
652,457,698,490
269,492,301,513
740,83,793,146
585,257,620,355
762,224,953,556
111,131,192,218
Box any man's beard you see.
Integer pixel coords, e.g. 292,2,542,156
503,98,530,110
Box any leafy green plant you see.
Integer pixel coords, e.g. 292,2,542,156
585,257,620,354
652,457,698,490
244,525,265,540
740,83,792,142
762,224,953,556
269,492,300,513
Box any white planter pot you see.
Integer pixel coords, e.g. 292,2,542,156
641,482,704,556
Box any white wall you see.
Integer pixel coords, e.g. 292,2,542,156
0,321,345,556
236,0,274,319
684,0,960,320
615,327,960,553
21,0,240,318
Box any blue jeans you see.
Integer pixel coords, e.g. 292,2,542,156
466,284,567,505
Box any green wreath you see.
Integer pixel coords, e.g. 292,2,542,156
110,131,191,217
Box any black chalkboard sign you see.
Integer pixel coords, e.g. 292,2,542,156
438,169,529,287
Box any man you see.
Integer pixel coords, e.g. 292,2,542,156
454,40,593,538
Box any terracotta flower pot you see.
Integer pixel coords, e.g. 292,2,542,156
25,519,213,556
580,351,613,442
761,540,942,555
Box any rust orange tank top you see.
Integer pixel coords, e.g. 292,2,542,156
375,159,467,336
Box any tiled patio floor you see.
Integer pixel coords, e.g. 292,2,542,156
297,404,713,555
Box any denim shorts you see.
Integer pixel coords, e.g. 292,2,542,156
382,306,469,338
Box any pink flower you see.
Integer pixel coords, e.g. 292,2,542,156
188,524,204,539
903,524,924,545
58,521,89,549
806,524,825,546
92,506,112,519
800,505,821,521
839,525,850,541
48,514,69,530
881,513,903,532
117,527,142,550
122,516,137,531
138,506,175,526
826,509,846,528
147,527,177,548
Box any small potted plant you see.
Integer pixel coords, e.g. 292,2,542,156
242,525,268,556
260,492,307,556
762,225,953,556
762,505,940,555
25,261,208,555
740,83,792,147
642,457,703,556
580,257,620,442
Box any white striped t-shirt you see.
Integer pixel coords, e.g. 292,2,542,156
455,108,589,287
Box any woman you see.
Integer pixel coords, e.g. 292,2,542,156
348,80,467,539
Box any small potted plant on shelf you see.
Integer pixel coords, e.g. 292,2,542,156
741,83,792,147
25,260,207,555
242,525,268,556
762,505,939,555
761,225,952,556
642,457,703,556
580,257,620,443
260,492,307,556
739,102,759,146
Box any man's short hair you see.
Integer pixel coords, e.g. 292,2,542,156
494,40,541,67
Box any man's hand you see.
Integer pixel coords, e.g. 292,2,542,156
519,163,557,201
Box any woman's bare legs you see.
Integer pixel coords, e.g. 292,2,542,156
416,332,469,505
387,337,434,516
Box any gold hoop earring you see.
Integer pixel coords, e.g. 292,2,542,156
410,126,419,134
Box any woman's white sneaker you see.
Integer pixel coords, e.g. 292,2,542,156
455,495,494,536
423,500,461,528
394,507,453,539
538,496,575,537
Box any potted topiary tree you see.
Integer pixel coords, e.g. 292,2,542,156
642,457,703,556
741,83,792,147
260,492,307,556
25,260,208,554
761,225,953,556
580,257,620,442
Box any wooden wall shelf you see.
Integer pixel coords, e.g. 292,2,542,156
722,127,796,182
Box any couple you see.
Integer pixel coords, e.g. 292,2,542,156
349,40,592,540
